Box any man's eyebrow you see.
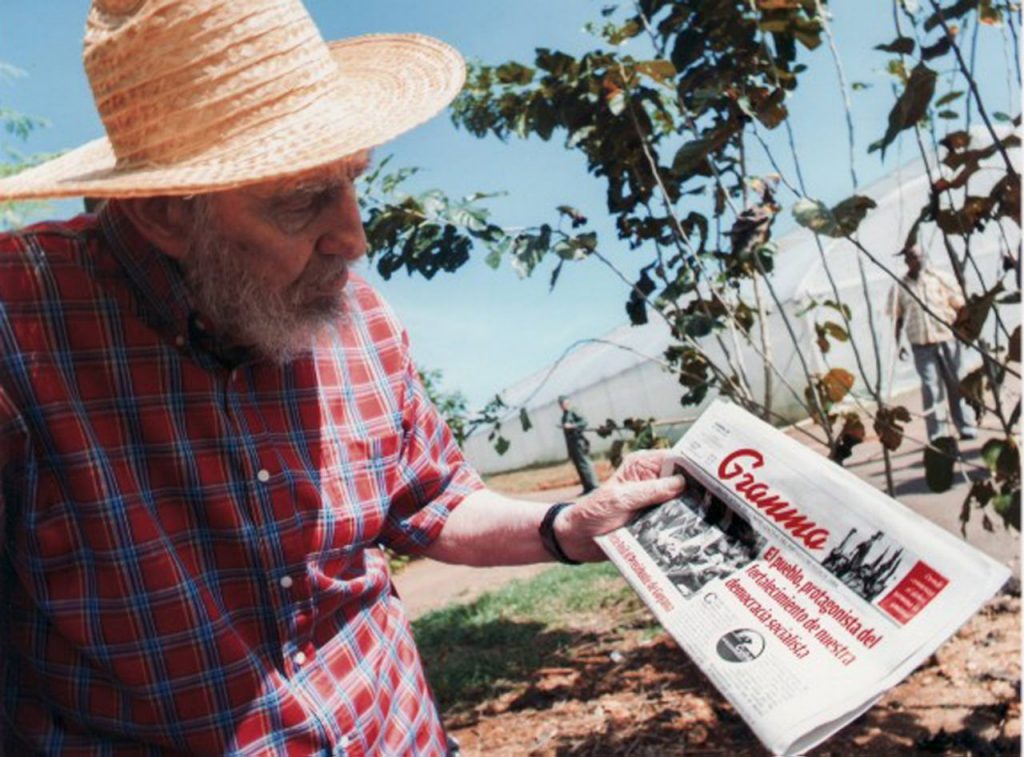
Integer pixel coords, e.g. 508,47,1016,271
269,153,374,198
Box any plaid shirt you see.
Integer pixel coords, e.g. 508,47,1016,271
887,267,964,346
0,204,482,754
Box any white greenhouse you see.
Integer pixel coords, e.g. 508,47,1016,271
463,137,1021,474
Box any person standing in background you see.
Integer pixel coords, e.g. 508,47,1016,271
889,243,978,442
559,394,600,493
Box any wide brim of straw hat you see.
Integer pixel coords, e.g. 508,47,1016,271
0,34,465,200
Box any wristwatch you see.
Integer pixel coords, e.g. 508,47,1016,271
538,501,581,565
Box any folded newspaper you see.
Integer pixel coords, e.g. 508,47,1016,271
596,399,1011,756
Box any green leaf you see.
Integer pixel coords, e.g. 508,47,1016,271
519,408,533,432
886,59,909,83
924,0,980,32
792,17,823,50
875,36,916,54
981,437,1019,479
1009,325,1020,363
991,491,1020,531
683,313,715,338
484,247,503,270
935,90,964,106
824,299,853,320
921,35,954,61
792,198,836,235
831,195,877,235
495,62,535,86
634,59,677,84
937,110,959,119
607,19,641,45
993,111,1012,122
672,138,714,176
556,205,588,228
494,436,510,456
553,232,596,261
870,63,938,157
448,204,489,232
924,437,958,493
815,321,849,353
793,196,874,238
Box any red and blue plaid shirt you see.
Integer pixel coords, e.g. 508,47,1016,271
0,204,482,754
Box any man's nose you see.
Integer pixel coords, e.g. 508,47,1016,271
315,188,367,261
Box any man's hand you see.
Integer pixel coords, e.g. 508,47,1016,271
554,450,685,562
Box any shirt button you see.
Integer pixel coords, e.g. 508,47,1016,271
294,651,307,666
279,575,294,589
174,335,186,347
230,370,238,381
256,469,271,483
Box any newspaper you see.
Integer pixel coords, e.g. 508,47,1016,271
596,399,1011,756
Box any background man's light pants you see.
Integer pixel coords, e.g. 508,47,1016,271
911,340,977,440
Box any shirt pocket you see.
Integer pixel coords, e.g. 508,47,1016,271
312,430,402,556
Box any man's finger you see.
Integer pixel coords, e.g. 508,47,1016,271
613,448,677,483
612,474,685,509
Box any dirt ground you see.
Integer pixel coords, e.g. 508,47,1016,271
445,592,1020,756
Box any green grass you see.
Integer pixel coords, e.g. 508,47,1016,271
412,563,655,713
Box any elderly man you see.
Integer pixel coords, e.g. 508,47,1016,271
889,243,977,441
0,1,683,753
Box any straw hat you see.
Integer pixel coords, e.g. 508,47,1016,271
0,0,466,200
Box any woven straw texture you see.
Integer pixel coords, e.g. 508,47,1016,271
0,0,465,199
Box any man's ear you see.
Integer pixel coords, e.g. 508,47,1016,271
116,196,197,260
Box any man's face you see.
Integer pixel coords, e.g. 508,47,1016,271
902,245,923,278
180,152,370,362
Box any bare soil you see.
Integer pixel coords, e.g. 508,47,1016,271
446,594,1019,756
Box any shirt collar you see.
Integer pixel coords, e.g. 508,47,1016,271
99,200,193,342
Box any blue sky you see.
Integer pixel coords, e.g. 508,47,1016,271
1,1,1018,407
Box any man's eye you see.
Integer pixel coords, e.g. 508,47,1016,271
284,195,318,214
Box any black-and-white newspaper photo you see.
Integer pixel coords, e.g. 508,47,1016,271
628,476,765,598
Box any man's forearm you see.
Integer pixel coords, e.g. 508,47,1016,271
422,488,557,566
421,457,686,567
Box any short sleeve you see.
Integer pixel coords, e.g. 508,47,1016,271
379,335,484,554
935,269,964,309
885,283,902,319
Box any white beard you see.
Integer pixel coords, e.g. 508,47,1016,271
181,204,350,364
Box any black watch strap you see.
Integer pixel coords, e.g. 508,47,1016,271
539,502,581,565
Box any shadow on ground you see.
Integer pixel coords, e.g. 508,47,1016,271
414,606,583,714
441,596,1020,755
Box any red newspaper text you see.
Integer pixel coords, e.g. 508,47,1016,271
717,449,830,550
